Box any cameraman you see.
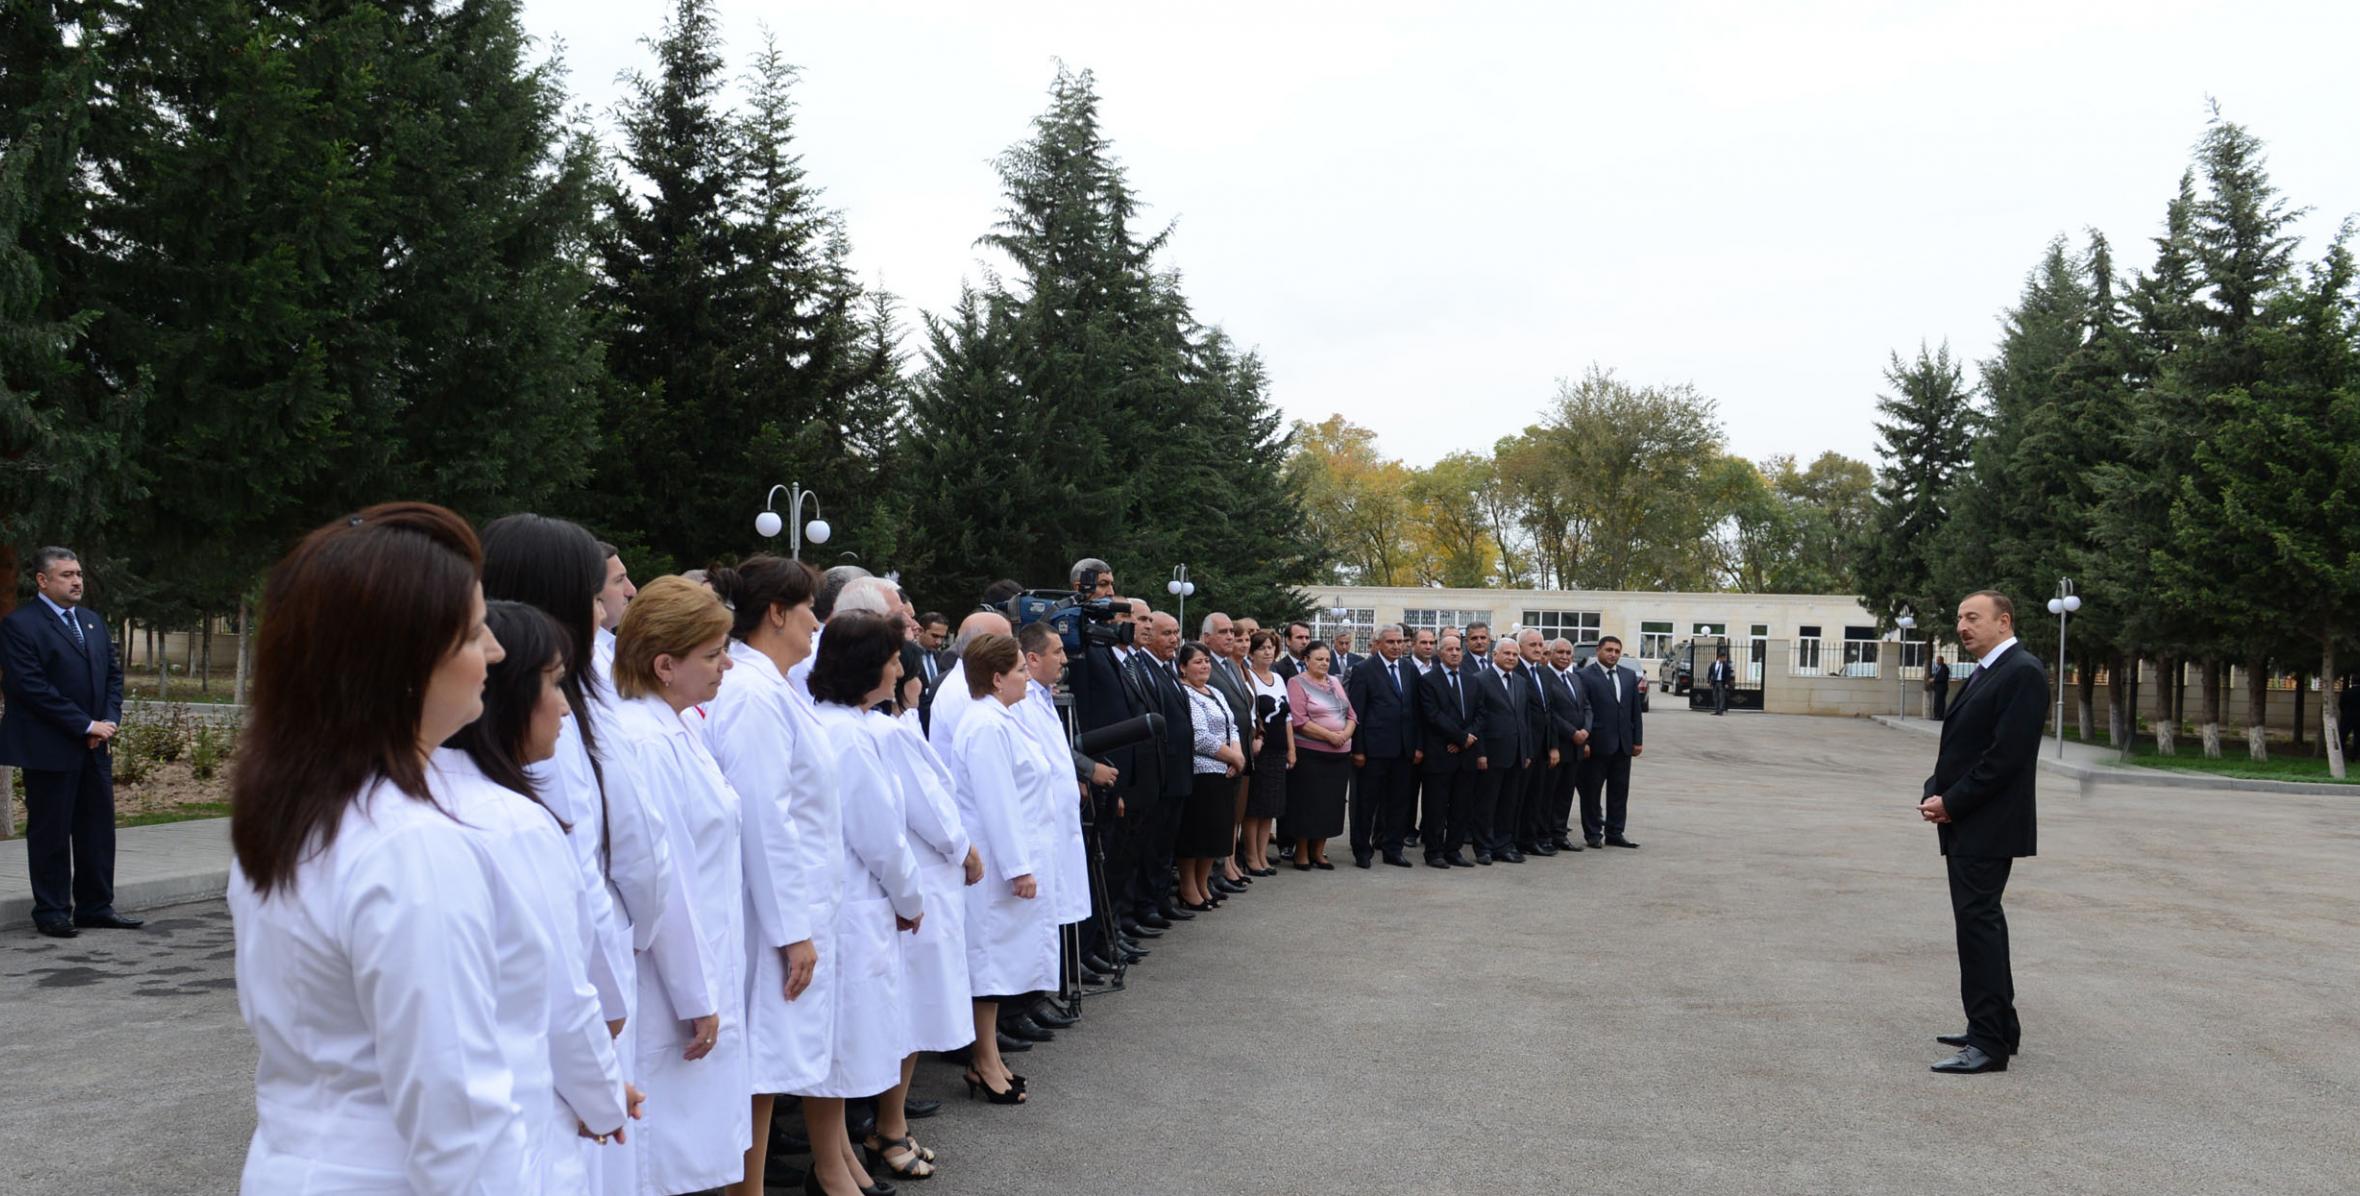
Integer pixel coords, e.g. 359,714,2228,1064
1063,559,1158,969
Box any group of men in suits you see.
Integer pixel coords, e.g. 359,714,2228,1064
1,547,141,938
1312,619,1646,870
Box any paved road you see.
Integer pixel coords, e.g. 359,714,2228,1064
6,707,2355,1194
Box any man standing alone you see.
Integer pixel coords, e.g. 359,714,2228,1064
1,548,137,937
1707,649,1734,715
1919,591,2044,1074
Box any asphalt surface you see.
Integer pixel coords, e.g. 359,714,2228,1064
6,706,2355,1195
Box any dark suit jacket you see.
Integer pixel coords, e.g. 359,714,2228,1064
1540,666,1592,748
1465,663,1525,765
1514,662,1553,759
1923,644,2044,859
1128,651,1194,799
1207,655,1256,762
1707,659,1735,684
1345,654,1419,759
1418,663,1479,772
1275,654,1302,681
0,601,123,772
1075,645,1151,795
1577,662,1643,757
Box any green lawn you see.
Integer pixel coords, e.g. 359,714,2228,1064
116,801,233,828
2058,727,2357,784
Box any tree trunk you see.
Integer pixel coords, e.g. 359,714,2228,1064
2174,659,2189,724
2108,652,2131,748
200,618,213,693
2076,656,2096,742
2198,658,2223,758
2119,653,2141,761
2292,672,2306,752
2325,638,2346,780
156,622,169,698
235,598,251,706
184,621,198,684
2154,654,2177,758
2245,659,2269,762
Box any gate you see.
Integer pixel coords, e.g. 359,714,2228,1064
1685,637,1765,711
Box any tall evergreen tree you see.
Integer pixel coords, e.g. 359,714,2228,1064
1856,342,1977,630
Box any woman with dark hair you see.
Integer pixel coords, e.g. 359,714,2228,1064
482,515,676,1188
229,503,542,1193
803,612,929,1194
608,577,746,1196
1242,630,1295,876
701,556,831,1196
1284,642,1357,870
1174,642,1245,910
949,632,1057,1105
437,601,642,1189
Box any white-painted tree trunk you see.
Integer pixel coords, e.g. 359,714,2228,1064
2323,640,2345,780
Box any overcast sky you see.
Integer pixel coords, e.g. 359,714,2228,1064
522,1,2360,470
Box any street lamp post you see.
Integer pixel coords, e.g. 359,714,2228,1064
1166,565,1196,632
1895,608,1916,718
2046,579,2083,759
755,484,832,560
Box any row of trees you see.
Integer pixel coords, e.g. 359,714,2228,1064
1857,114,2357,774
1287,374,1875,594
0,0,1321,641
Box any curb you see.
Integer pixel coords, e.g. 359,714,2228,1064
1,817,234,925
1869,715,2359,797
1,866,231,924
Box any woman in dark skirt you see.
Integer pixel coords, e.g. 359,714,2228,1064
1281,642,1357,870
1174,642,1245,910
1241,630,1294,876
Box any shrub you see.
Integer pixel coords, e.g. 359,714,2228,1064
190,724,235,781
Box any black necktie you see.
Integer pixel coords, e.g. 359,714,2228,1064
1449,669,1464,717
63,608,85,649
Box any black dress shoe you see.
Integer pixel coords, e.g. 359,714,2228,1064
73,911,143,929
1312,859,1335,871
1292,862,1313,872
34,921,77,939
1083,953,1118,974
1383,853,1412,868
905,1098,943,1119
1404,831,1421,847
1930,1046,2005,1074
1353,856,1373,869
1078,968,1113,987
1425,856,1450,869
1474,853,1494,866
996,1030,1032,1053
1121,920,1164,939
1442,852,1474,868
1160,904,1196,921
1213,877,1247,894
1552,838,1583,852
1118,947,1148,964
1139,910,1175,928
1605,836,1640,849
1497,849,1525,863
1936,1033,2019,1056
1007,1016,1056,1042
1585,837,1604,849
1529,841,1559,856
1030,1005,1078,1029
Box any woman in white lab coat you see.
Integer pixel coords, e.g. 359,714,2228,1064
482,513,678,1194
804,612,930,1196
950,632,1059,1105
1011,623,1092,930
607,577,749,1195
228,502,540,1194
438,601,643,1188
702,556,831,1196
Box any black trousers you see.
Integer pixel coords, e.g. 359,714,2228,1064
1930,686,1949,721
1489,760,1535,854
23,754,117,922
1947,854,2020,1057
1349,755,1414,859
1541,746,1581,841
1578,751,1632,841
1422,767,1469,857
1463,763,1506,855
1712,681,1730,714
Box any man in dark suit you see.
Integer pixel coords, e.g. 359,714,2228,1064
1575,635,1644,849
1418,633,1480,868
1275,621,1313,680
1707,649,1735,715
1494,630,1556,861
1,548,137,937
1919,590,2046,1075
1538,638,1593,853
1926,656,1953,721
1463,640,1526,866
1328,630,1363,682
1345,623,1420,869
1127,612,1195,924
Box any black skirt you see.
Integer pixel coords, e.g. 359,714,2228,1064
1247,717,1289,819
1176,769,1237,859
1280,751,1350,841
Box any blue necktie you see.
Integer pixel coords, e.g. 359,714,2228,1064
64,608,85,649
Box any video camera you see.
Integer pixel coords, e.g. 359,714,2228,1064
996,564,1135,655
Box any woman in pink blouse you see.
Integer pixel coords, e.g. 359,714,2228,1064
1282,643,1358,870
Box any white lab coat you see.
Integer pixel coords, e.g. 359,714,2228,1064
230,777,534,1194
864,712,977,1053
1016,682,1092,926
806,701,927,1096
705,639,833,1095
925,660,977,776
433,750,629,1191
952,699,1061,997
606,694,750,1196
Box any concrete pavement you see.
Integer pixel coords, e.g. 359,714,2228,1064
0,816,231,925
3,706,2354,1194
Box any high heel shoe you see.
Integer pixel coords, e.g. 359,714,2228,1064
1292,861,1312,872
962,1068,1027,1104
1313,859,1335,870
1181,898,1218,912
863,1132,937,1181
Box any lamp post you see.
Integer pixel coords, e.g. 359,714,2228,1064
755,484,831,560
1166,565,1196,631
2046,579,2083,759
1895,608,1916,718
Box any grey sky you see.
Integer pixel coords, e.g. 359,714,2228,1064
523,1,2360,470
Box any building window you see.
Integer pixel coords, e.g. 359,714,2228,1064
1796,625,1823,673
1520,609,1601,643
1639,620,1674,659
1692,621,1728,638
1402,608,1491,637
1313,608,1376,653
1842,624,1881,676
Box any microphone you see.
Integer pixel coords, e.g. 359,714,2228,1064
1076,713,1163,757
